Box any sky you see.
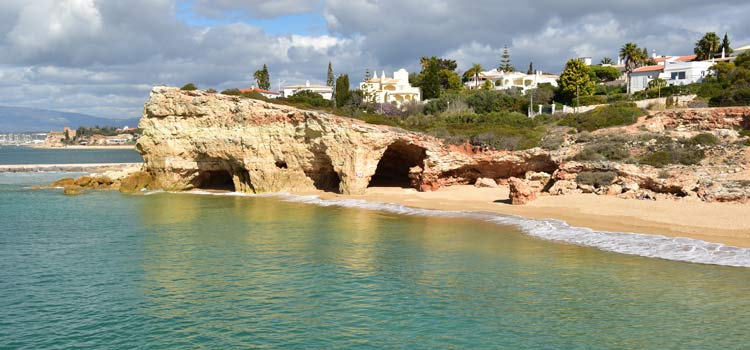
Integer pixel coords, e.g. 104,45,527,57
0,0,748,119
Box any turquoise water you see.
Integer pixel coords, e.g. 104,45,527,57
0,146,142,164
1,173,749,349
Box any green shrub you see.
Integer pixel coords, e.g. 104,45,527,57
639,147,704,167
576,171,617,188
574,143,630,161
576,95,607,106
640,151,672,167
539,133,565,150
558,102,644,131
280,90,332,108
688,133,718,146
465,89,528,114
180,83,198,91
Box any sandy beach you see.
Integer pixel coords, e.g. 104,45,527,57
316,185,750,248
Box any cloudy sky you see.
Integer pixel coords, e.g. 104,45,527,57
0,0,748,119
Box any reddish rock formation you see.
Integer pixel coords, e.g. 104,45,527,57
508,177,537,205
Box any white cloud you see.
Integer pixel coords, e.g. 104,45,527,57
0,0,748,120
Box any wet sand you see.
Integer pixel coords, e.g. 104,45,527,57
317,185,750,248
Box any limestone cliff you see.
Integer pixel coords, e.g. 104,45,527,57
136,87,556,195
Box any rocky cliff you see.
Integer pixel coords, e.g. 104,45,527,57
57,88,750,204
135,87,556,195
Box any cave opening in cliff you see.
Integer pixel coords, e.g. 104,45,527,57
369,140,427,189
304,149,341,193
193,170,236,191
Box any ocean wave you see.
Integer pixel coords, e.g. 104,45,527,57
171,190,750,268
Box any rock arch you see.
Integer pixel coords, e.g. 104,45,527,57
369,140,427,189
191,158,253,192
303,144,342,193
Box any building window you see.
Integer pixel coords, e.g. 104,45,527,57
671,71,686,80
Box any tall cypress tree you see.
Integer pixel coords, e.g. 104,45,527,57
499,45,515,72
326,62,334,87
722,33,733,56
335,74,350,107
527,61,534,74
364,68,371,81
421,58,441,99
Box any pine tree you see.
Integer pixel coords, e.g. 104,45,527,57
326,62,334,87
499,45,515,72
721,33,733,56
527,61,534,74
253,64,270,90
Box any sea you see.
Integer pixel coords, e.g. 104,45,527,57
1,147,749,349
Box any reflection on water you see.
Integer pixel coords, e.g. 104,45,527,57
2,187,749,349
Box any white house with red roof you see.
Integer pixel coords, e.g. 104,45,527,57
628,54,714,93
240,87,281,99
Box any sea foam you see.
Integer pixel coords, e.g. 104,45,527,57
176,190,750,268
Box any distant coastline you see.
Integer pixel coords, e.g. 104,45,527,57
25,144,136,150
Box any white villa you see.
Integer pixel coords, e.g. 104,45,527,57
359,69,421,106
465,69,559,93
282,81,334,100
628,54,714,93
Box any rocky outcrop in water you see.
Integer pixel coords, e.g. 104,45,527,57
135,87,556,195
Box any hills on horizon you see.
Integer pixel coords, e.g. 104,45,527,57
0,106,140,133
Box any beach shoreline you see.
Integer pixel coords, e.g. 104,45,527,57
308,185,750,249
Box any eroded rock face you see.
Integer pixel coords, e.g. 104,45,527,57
136,87,557,195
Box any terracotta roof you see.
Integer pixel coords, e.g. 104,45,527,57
633,65,664,73
653,56,672,63
675,55,697,62
240,87,280,94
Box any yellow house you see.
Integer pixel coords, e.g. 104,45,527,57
359,69,421,106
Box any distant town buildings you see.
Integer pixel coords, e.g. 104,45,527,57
0,133,46,145
465,69,559,93
359,69,421,106
282,81,333,100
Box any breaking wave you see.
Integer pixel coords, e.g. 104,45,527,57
178,190,750,268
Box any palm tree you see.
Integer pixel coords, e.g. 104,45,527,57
620,43,644,94
467,63,484,90
601,57,614,65
695,32,721,60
